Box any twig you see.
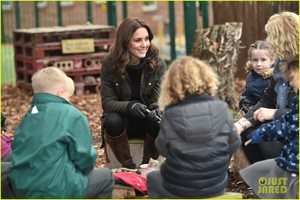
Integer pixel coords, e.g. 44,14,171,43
145,109,161,122
244,139,252,146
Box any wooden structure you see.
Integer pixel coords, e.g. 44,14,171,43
112,184,136,198
233,147,250,182
13,25,116,95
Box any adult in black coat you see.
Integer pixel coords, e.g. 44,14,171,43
100,18,166,169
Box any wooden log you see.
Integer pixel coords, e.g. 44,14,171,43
233,147,250,182
213,192,243,199
112,184,136,199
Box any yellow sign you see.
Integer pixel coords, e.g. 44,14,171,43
62,38,95,54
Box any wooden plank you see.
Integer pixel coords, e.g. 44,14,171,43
213,192,243,199
62,38,95,54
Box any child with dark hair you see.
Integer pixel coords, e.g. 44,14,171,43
240,57,299,198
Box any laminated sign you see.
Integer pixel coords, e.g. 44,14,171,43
62,38,95,54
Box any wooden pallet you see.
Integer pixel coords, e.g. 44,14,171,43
17,81,100,96
14,39,113,59
13,25,114,95
13,25,116,45
15,52,107,70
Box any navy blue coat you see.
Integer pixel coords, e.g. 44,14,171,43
239,70,271,112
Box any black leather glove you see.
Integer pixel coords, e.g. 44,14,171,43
129,102,147,118
147,103,162,122
239,98,251,113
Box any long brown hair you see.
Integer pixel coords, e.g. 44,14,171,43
110,17,160,79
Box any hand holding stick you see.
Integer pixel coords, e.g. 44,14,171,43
244,139,252,146
145,109,161,123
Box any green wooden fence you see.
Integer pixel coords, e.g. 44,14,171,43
1,1,203,85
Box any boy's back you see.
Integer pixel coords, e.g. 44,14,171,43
9,93,97,198
8,67,113,198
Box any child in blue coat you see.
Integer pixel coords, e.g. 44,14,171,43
240,57,299,198
239,40,275,113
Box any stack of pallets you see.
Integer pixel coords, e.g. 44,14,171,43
13,25,116,95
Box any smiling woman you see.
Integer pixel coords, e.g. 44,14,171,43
128,28,150,65
100,17,167,169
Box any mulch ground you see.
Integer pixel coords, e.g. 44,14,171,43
1,85,252,198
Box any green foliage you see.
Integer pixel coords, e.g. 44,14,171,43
1,44,16,85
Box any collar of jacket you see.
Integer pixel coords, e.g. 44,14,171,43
32,93,71,105
166,94,215,109
126,57,147,69
251,68,273,79
261,68,274,79
182,93,214,103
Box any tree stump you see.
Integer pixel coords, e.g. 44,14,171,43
192,22,243,110
233,147,250,182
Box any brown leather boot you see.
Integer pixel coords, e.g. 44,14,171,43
104,130,136,169
142,134,159,164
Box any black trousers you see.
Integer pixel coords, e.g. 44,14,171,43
1,162,16,198
240,126,282,164
102,112,160,139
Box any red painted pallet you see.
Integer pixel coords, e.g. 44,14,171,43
13,25,114,95
17,75,100,96
16,66,101,82
15,52,107,71
14,39,114,59
16,81,34,95
13,25,116,45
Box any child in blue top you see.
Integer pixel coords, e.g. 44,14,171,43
240,57,299,198
239,40,275,113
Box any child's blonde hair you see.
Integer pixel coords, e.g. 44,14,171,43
66,76,75,96
158,56,219,111
265,11,299,61
32,67,74,96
